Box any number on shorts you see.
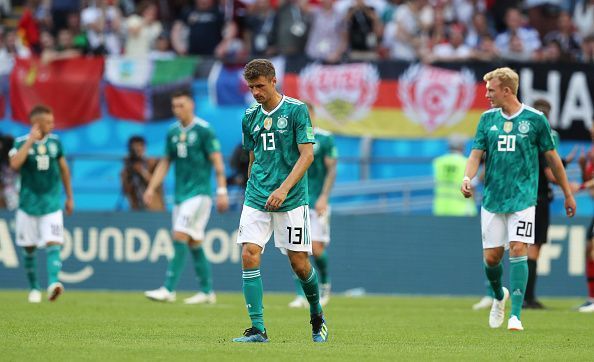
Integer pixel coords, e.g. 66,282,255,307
516,221,533,237
50,224,62,236
287,226,303,245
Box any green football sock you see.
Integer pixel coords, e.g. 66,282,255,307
510,256,529,319
46,245,62,286
23,249,40,290
314,251,329,284
163,240,187,292
190,245,212,293
242,268,265,332
484,261,504,301
299,267,323,315
293,274,305,297
485,280,495,298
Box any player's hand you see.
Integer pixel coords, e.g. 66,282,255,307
216,194,229,213
65,197,74,215
461,179,473,198
265,188,288,211
143,188,154,206
315,196,328,217
29,124,43,141
565,194,577,217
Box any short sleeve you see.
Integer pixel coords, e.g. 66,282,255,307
242,115,255,151
204,127,221,155
295,104,315,144
471,114,487,150
537,115,555,153
56,139,64,158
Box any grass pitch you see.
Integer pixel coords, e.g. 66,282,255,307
1,291,593,361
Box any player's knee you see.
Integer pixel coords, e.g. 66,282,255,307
241,245,260,268
509,242,528,257
172,231,190,242
484,254,501,266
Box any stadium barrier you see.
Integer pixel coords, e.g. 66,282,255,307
0,211,589,297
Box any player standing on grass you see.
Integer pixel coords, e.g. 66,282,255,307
233,59,328,343
9,105,74,303
461,67,576,331
289,102,337,308
143,90,229,304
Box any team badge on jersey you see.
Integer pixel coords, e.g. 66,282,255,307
188,131,197,144
37,144,47,155
518,121,530,134
277,117,288,129
264,117,273,130
48,143,57,156
503,121,513,133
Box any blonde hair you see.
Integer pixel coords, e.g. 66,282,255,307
483,67,519,95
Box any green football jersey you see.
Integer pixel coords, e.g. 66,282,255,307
472,104,555,213
308,128,338,206
10,134,64,215
165,117,221,204
242,95,316,212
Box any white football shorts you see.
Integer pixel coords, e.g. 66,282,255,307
481,206,535,249
310,207,330,244
172,195,212,241
16,209,64,247
237,204,312,254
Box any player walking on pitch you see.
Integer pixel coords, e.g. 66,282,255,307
143,90,229,304
233,59,328,343
462,67,576,331
9,105,74,303
289,102,337,308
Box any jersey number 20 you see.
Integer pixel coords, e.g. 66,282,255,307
497,135,516,152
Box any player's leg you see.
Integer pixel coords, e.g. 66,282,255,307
579,238,594,312
233,205,272,342
481,207,509,328
506,206,534,330
40,210,65,302
525,200,548,309
312,208,331,305
16,210,42,302
184,196,216,304
275,206,328,342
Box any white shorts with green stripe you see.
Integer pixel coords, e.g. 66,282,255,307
237,205,312,255
481,206,535,249
172,195,212,241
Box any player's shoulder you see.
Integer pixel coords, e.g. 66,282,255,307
284,96,305,106
193,117,211,130
48,133,60,141
480,107,500,118
244,103,261,116
523,104,544,117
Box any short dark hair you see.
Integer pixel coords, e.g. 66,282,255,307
533,99,551,118
171,89,193,100
243,59,275,81
128,135,145,146
28,105,52,120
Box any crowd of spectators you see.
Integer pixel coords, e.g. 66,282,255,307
0,0,594,66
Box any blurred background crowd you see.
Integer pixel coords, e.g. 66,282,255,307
0,0,594,66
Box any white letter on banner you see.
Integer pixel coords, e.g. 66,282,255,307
74,227,97,262
538,225,566,275
520,68,560,127
568,226,586,276
203,229,229,264
125,228,150,262
0,220,18,268
99,227,124,262
150,229,172,262
560,72,593,130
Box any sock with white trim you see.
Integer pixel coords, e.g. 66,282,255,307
510,255,529,319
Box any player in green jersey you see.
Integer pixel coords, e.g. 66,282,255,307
233,59,328,343
9,105,74,303
143,90,229,304
289,102,337,309
461,67,576,331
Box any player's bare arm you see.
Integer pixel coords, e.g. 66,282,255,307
9,124,42,171
210,151,229,212
265,143,314,211
315,155,337,216
143,158,170,205
58,156,74,215
247,151,255,178
461,149,484,198
544,149,576,217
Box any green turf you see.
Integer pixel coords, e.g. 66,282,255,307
0,291,593,361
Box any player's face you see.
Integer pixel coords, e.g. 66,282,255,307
247,76,277,104
485,79,506,108
171,96,194,122
33,113,55,135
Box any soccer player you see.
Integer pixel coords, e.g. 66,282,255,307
143,90,229,304
289,102,337,308
233,59,328,343
9,105,74,303
577,128,594,313
461,67,576,331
